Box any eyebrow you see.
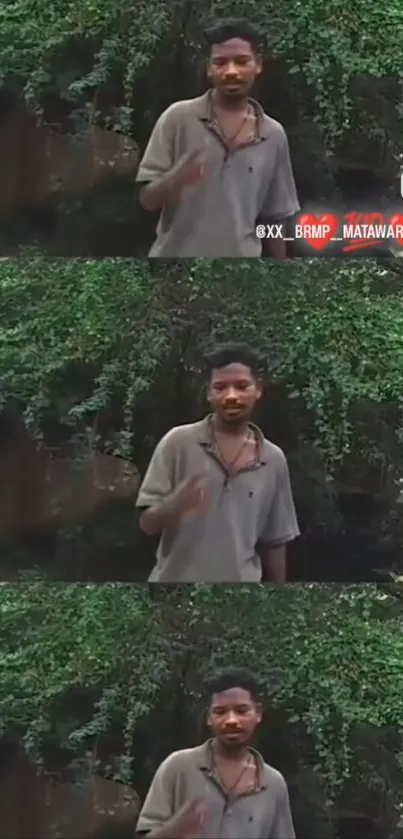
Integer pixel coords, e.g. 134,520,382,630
212,52,253,57
212,378,252,384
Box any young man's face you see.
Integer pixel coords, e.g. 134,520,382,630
207,687,262,749
207,38,262,101
207,362,262,426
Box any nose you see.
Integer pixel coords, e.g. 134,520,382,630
224,387,239,401
224,711,239,724
223,63,240,78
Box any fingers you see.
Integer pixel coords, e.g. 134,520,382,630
185,475,206,490
191,798,208,823
186,149,206,163
194,800,208,817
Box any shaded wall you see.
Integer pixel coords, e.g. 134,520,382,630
0,739,139,838
0,95,139,216
0,418,139,537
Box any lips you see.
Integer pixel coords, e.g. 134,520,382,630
223,731,243,737
223,414,242,420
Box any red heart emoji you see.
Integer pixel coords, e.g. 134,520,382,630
389,214,403,246
298,213,339,250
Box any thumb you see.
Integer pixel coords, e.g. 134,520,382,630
185,150,206,167
192,798,208,818
185,475,205,489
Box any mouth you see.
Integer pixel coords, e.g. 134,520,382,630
222,406,244,416
222,82,243,91
222,731,244,740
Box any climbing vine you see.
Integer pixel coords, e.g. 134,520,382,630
1,581,403,801
0,0,402,145
0,254,171,456
2,256,403,472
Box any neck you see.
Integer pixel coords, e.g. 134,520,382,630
212,414,250,436
212,738,249,762
211,88,249,112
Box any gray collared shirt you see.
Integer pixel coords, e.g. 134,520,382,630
136,91,300,257
136,416,300,582
136,740,296,839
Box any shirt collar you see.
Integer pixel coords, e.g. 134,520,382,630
194,739,269,790
195,414,268,465
193,90,269,140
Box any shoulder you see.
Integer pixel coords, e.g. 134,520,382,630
156,746,200,777
156,97,201,126
262,114,286,134
261,436,287,465
261,762,289,796
260,112,290,148
157,422,200,452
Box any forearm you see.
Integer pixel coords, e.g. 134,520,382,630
139,172,180,211
260,215,295,258
139,499,178,535
137,825,178,839
261,237,287,258
260,544,287,582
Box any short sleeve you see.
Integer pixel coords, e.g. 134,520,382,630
136,108,176,183
259,128,300,222
136,757,176,833
270,775,296,839
136,433,175,508
259,451,300,545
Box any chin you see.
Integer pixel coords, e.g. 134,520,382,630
221,412,248,424
220,89,245,100
220,83,251,96
221,737,249,751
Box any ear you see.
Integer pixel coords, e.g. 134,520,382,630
255,701,263,722
255,378,263,399
255,57,263,76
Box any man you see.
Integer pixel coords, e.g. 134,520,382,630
136,19,299,257
136,343,299,582
135,669,296,839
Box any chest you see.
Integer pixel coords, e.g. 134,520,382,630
174,115,274,193
213,759,258,795
175,441,276,533
213,433,258,472
176,769,274,839
212,108,257,148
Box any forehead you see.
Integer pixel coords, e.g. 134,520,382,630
211,687,255,706
209,38,256,58
210,363,255,382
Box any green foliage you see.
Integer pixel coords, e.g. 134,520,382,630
187,584,403,792
1,581,403,803
207,0,403,144
2,256,403,471
188,258,403,467
0,0,402,145
0,0,170,129
0,580,168,776
0,254,170,455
